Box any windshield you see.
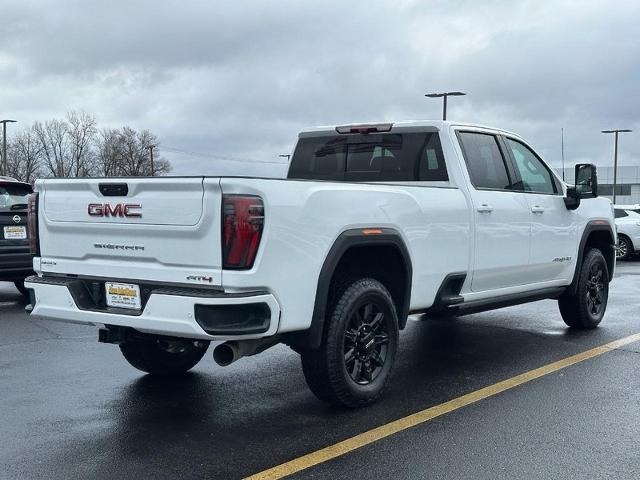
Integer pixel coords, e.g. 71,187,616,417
0,184,32,212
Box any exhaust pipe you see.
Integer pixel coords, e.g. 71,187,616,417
213,336,280,366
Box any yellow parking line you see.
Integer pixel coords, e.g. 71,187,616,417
245,332,640,480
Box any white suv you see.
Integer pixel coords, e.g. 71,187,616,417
614,207,640,260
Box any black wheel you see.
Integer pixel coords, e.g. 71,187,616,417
119,334,210,375
616,236,633,261
14,280,29,298
301,278,399,408
558,248,609,329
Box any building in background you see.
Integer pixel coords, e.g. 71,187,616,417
559,165,640,204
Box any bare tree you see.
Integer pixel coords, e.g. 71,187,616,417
150,154,171,176
116,127,170,177
6,127,43,183
94,127,171,177
67,110,97,177
34,119,70,178
13,113,170,180
95,128,123,177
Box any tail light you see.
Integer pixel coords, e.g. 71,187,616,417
222,195,264,269
28,192,40,256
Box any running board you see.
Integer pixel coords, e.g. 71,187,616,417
453,287,566,317
439,294,464,306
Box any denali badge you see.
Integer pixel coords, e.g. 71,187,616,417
12,215,21,223
88,203,142,218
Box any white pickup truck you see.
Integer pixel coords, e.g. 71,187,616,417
25,121,615,407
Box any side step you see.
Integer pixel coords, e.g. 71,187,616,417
411,272,467,316
439,294,464,306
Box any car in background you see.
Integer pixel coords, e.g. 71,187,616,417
615,204,640,214
614,207,640,260
0,176,33,297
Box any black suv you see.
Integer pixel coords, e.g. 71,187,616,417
0,177,33,297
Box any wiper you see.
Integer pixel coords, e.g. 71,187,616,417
11,204,28,210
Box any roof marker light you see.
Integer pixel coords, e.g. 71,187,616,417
335,123,393,135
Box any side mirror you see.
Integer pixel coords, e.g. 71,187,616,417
564,163,598,210
575,163,598,198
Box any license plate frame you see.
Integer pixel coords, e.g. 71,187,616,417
105,282,142,310
3,226,27,240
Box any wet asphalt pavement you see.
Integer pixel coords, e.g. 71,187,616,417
2,261,640,479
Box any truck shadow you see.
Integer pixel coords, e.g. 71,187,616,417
0,282,25,306
35,304,620,480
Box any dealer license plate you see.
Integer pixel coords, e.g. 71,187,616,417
3,226,27,240
105,282,141,310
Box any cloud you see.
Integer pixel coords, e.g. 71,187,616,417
0,0,638,177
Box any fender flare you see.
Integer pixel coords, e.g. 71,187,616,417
567,220,615,294
306,228,412,350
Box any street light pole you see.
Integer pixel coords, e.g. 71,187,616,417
0,119,17,176
424,92,466,120
601,129,632,204
561,128,565,181
146,144,157,176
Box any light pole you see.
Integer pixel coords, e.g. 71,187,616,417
0,119,17,176
424,92,466,121
146,144,157,176
561,128,565,181
601,129,632,204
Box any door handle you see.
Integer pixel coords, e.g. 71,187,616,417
477,204,494,213
531,205,545,214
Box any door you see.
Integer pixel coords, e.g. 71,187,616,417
457,131,531,292
503,137,577,282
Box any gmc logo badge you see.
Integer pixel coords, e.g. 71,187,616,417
88,203,142,218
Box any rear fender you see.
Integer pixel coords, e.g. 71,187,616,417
304,228,412,350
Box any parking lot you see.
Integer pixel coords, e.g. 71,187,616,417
1,260,639,479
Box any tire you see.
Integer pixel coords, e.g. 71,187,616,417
14,280,29,299
301,278,399,408
119,334,210,375
558,248,609,329
616,236,633,261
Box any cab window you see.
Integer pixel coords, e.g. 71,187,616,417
457,132,511,190
506,139,557,194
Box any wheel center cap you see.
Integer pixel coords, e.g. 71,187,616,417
356,325,376,355
358,331,375,354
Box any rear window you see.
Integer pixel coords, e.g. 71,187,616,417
288,132,448,182
614,209,629,218
0,184,32,212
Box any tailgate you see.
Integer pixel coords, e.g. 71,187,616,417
37,177,223,287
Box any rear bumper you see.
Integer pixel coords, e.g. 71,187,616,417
0,251,33,280
25,275,281,341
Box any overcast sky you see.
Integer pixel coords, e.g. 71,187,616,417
1,0,639,178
